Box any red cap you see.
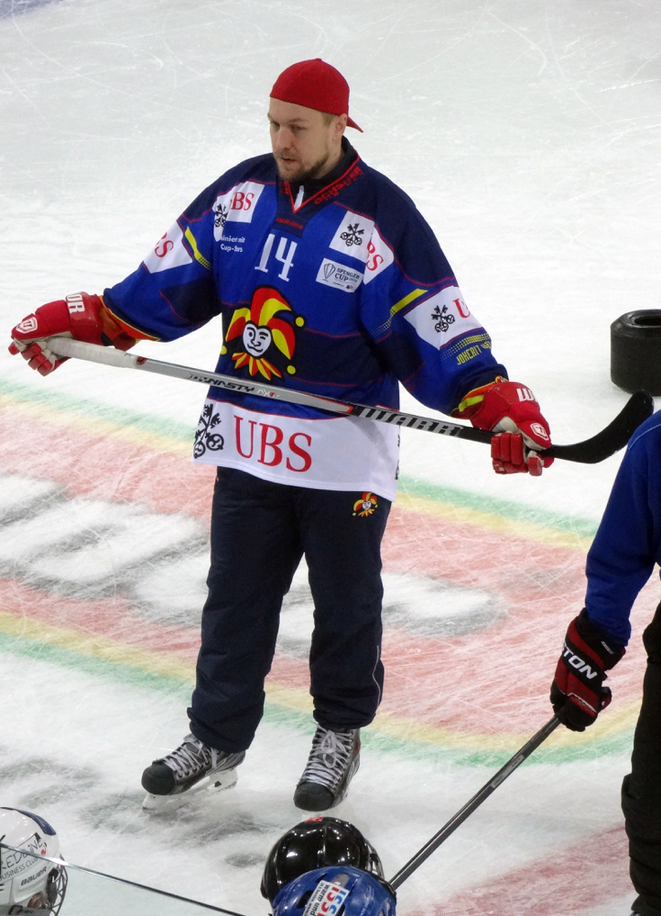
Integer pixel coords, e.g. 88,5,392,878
270,58,363,132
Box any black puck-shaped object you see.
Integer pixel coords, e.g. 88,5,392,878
611,310,661,396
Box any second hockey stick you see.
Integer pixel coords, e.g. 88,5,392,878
387,715,561,890
45,338,654,464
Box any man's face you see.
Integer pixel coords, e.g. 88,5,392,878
268,98,346,183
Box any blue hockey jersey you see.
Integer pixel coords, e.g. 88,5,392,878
104,144,507,498
585,410,661,646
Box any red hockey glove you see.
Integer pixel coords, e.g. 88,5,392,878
9,292,141,376
454,377,553,475
550,609,625,732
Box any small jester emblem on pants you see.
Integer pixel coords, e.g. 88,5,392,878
353,492,378,517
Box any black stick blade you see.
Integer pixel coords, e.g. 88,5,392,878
543,389,654,464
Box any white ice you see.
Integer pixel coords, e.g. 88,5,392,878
1,1,661,915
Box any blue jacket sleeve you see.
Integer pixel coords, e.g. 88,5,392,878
585,413,661,645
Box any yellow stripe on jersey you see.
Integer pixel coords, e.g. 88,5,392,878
184,227,212,271
374,288,427,336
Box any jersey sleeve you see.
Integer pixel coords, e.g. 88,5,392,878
584,416,661,645
101,181,222,341
356,177,508,414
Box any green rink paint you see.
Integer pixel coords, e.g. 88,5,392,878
1,376,197,444
1,375,614,770
0,630,632,767
397,476,600,539
2,375,601,534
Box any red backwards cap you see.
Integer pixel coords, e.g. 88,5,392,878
270,58,363,132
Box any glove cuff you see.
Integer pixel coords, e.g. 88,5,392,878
574,608,626,670
451,376,507,419
100,297,158,348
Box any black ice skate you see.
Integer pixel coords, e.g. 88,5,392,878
294,725,360,811
141,733,245,811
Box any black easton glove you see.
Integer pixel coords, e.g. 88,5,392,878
550,609,625,732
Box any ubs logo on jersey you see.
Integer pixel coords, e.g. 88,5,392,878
329,210,394,283
223,286,304,380
404,285,481,351
143,221,194,274
213,181,265,240
339,222,365,247
194,403,225,459
431,303,455,333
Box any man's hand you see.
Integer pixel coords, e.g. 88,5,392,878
9,292,139,376
551,609,625,731
454,377,553,475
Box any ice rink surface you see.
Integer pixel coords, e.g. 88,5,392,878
1,0,661,913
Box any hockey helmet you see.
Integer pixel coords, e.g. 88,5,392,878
0,808,67,916
271,865,396,916
261,818,384,904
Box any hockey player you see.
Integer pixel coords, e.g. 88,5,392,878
261,817,395,916
549,409,661,916
0,808,67,916
10,58,553,812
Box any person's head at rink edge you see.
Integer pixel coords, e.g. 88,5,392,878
268,58,362,184
269,866,396,916
0,808,67,916
261,818,395,916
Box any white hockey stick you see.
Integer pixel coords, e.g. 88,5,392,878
45,337,653,463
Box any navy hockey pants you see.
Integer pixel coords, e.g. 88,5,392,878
622,600,661,916
188,467,391,753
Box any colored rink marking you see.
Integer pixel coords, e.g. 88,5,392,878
0,383,644,914
415,824,631,916
0,384,650,752
395,491,594,552
0,398,216,518
0,596,640,765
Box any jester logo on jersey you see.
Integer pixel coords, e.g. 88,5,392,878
353,492,378,517
224,286,304,380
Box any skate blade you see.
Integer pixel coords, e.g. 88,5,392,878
142,767,238,812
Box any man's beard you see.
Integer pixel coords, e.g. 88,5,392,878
275,150,333,183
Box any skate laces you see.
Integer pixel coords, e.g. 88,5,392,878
160,734,219,780
300,727,359,789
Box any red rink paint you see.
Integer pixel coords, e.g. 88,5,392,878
0,405,650,733
0,401,644,913
407,825,631,916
